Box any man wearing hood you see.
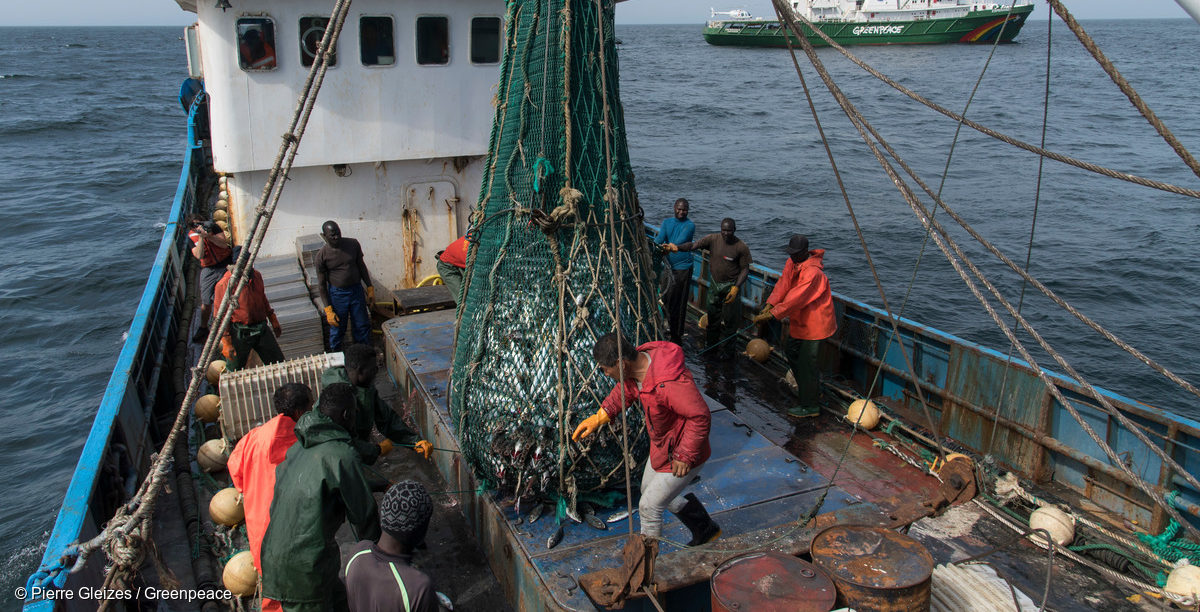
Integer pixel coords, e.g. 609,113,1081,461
572,333,720,546
260,383,380,612
753,235,837,418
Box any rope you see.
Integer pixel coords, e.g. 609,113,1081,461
62,0,354,590
771,0,1200,540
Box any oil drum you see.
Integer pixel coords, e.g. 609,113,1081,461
810,525,934,611
711,551,837,612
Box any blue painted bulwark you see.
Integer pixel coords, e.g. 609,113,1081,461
24,91,209,610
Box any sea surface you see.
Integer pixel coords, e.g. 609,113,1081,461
1,20,1199,606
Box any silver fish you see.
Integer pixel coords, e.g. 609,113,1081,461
527,502,546,524
547,525,564,549
583,506,606,531
606,508,637,524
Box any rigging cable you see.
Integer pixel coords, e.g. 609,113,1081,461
772,1,1200,540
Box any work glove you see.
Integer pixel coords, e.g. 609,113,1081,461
325,305,340,326
751,303,774,324
221,334,234,361
662,243,679,253
366,286,375,305
724,285,739,304
414,440,433,460
378,439,394,456
571,408,611,441
268,312,282,338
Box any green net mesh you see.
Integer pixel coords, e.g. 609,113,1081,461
450,0,661,504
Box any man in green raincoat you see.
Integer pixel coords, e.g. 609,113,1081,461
260,383,380,612
321,344,433,468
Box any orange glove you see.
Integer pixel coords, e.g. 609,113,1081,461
324,305,339,326
220,334,234,360
414,440,433,460
366,286,375,304
724,285,739,304
378,439,394,456
571,408,611,441
752,303,773,324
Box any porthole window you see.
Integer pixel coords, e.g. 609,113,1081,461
360,16,395,66
470,17,501,64
416,16,449,65
237,18,277,71
299,17,337,67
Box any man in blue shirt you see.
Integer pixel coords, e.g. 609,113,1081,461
654,198,695,345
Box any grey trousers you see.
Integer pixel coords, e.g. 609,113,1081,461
638,460,702,538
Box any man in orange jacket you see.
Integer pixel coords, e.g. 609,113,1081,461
228,382,313,572
753,235,837,418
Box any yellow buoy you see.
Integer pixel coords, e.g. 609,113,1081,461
215,220,229,232
215,198,229,210
698,313,708,329
195,394,221,423
218,175,229,189
197,439,230,473
1165,564,1200,600
206,360,226,386
745,338,771,363
222,550,258,597
1029,506,1075,546
213,209,228,222
846,399,881,430
209,487,245,526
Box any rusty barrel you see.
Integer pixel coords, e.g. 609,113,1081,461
710,551,837,612
810,525,934,611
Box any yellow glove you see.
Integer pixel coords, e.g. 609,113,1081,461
378,439,394,456
324,305,340,326
414,440,433,460
366,286,375,304
571,408,611,442
724,285,739,304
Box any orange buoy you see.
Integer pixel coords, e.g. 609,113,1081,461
222,550,258,597
209,487,245,526
845,399,881,430
745,339,771,363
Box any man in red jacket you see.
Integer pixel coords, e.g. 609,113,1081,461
213,249,285,371
753,235,837,418
228,382,313,572
436,236,469,305
572,333,720,545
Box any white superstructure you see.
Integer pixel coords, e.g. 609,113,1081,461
741,1,1028,23
181,0,503,290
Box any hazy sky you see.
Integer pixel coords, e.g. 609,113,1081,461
3,0,1191,26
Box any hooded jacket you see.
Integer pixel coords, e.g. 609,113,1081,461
766,249,837,341
321,365,420,464
260,410,380,605
228,414,298,571
600,341,711,472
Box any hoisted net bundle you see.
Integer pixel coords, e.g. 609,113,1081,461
451,0,659,502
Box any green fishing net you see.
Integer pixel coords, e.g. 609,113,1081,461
450,0,660,503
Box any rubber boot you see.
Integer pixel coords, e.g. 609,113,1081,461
674,493,721,546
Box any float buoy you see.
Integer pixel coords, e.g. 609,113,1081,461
195,394,221,423
846,399,881,430
197,439,231,473
1029,506,1075,546
222,550,258,597
744,338,771,363
1165,564,1200,600
215,220,229,232
206,360,227,386
698,313,708,329
215,198,229,211
209,487,244,526
213,209,228,222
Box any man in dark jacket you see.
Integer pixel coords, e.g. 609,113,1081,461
260,383,380,612
572,333,720,546
321,344,433,469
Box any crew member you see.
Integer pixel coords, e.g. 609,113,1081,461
316,220,374,352
260,383,380,612
213,248,285,371
653,198,695,345
228,383,312,572
752,235,837,418
187,215,232,343
668,218,751,355
344,481,439,612
436,235,469,305
321,344,432,474
573,333,720,546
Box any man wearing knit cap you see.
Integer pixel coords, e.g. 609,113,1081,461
344,481,438,612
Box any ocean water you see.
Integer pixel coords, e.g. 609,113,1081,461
1,20,1199,606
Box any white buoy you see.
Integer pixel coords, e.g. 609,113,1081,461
846,399,881,430
1029,506,1075,546
197,439,231,473
206,360,226,386
1165,564,1200,600
209,487,244,526
222,550,258,597
194,394,221,423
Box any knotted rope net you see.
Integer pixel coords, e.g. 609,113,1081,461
451,0,660,506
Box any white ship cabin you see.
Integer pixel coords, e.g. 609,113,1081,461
177,0,503,291
787,0,1017,22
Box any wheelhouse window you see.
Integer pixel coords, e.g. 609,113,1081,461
299,17,337,67
470,17,501,64
237,18,277,71
416,16,449,65
360,16,395,66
